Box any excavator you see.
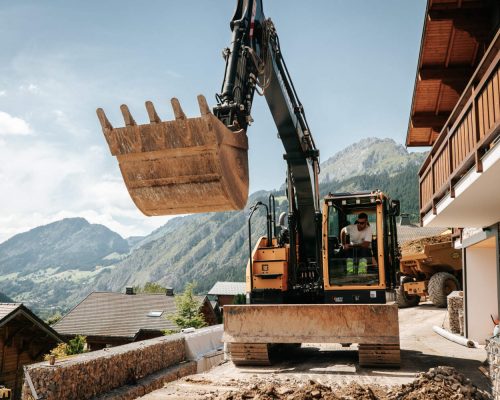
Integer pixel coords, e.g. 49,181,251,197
97,0,401,367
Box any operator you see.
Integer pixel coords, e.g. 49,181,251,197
340,212,372,252
340,212,373,273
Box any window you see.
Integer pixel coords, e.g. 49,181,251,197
327,205,380,287
147,311,163,317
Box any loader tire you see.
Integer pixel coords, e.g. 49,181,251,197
428,272,459,308
396,276,420,308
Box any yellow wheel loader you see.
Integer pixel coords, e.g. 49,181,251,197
97,0,402,367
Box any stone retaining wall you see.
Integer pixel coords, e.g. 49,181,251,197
486,337,500,398
21,334,192,400
447,291,464,335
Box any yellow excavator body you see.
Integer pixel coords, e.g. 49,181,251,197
97,1,402,369
97,95,249,216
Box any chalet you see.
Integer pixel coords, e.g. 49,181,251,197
0,303,62,399
407,0,500,343
53,290,218,351
207,281,246,308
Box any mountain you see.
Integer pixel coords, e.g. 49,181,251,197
85,191,286,297
1,138,427,316
0,218,129,316
0,292,13,303
319,138,426,183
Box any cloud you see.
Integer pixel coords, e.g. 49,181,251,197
0,137,170,243
0,90,6,97
19,83,39,94
0,111,32,135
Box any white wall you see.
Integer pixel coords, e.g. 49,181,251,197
465,243,498,344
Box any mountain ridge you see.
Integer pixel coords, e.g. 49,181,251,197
0,137,426,317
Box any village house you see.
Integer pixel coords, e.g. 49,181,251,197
53,289,218,351
208,281,246,308
0,303,62,399
407,0,500,343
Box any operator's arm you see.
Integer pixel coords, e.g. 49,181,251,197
360,227,372,248
340,227,347,247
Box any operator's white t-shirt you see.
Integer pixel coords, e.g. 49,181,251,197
344,224,372,244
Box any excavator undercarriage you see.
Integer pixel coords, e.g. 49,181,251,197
224,304,400,367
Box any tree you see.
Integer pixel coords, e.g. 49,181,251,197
44,335,87,361
233,293,246,304
66,335,87,355
134,282,167,294
46,312,62,326
165,282,206,332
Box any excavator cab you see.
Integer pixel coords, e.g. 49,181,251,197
323,191,400,304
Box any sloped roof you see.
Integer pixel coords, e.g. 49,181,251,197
407,0,498,146
54,292,208,339
397,225,450,245
0,303,20,320
208,282,246,296
0,302,62,342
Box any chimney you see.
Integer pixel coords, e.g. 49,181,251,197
399,213,412,226
125,287,135,295
165,287,174,296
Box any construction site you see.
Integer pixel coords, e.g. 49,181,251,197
3,0,499,399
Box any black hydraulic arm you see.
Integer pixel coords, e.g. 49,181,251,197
213,0,322,269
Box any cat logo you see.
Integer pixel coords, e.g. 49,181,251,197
333,296,344,303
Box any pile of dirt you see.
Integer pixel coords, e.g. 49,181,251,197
387,366,490,399
400,233,452,255
214,379,385,400
207,366,490,400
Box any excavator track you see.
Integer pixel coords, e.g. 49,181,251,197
358,343,401,367
227,343,271,366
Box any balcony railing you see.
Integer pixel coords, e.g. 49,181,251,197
419,31,500,218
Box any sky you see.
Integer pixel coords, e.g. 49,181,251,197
0,0,426,243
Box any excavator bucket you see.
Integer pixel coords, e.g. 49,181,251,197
97,95,249,216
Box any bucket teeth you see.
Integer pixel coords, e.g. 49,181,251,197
171,98,186,120
197,95,211,115
145,101,161,124
96,108,113,131
120,104,136,127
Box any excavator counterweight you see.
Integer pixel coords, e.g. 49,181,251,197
97,95,249,216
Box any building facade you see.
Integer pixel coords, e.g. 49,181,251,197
407,0,500,343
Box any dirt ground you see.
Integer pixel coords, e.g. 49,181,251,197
140,303,492,399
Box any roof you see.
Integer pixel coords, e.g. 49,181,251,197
407,0,498,147
0,303,21,320
208,282,246,296
54,292,208,339
0,302,62,342
397,225,450,245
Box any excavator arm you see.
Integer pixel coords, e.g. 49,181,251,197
215,0,322,273
97,0,321,264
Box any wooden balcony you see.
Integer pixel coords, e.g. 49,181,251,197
419,30,500,222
